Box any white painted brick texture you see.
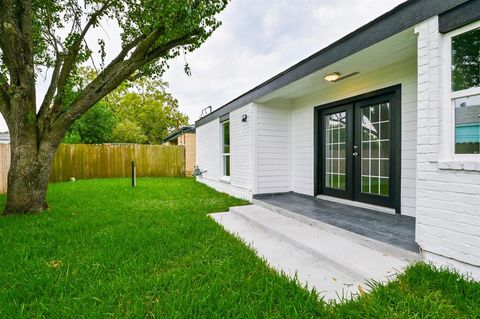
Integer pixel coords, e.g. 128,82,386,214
415,17,480,268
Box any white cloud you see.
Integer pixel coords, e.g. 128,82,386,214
0,0,406,131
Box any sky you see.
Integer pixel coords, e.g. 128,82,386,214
0,0,406,131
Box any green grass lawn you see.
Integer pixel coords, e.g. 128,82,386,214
0,178,479,318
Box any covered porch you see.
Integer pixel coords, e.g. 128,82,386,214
253,192,418,253
251,26,419,218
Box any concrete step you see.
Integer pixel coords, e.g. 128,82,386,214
229,204,416,282
209,211,364,301
253,199,420,260
209,204,419,301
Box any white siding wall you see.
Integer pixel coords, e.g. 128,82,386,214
196,118,221,180
290,58,418,216
291,105,314,195
230,104,254,189
255,104,290,194
415,18,480,278
196,104,254,200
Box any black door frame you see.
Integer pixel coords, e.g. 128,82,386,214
314,84,402,213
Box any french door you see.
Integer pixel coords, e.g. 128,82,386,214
319,91,400,209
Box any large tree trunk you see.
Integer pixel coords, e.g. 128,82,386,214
4,145,53,214
3,95,59,215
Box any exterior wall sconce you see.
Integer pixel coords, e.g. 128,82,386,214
241,114,248,122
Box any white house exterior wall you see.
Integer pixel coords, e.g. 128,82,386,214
196,10,480,280
415,17,480,279
196,118,221,181
255,104,291,194
290,58,418,217
230,104,254,190
196,104,254,200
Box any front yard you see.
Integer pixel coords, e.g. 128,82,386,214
0,178,478,318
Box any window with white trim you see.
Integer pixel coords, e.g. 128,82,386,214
450,26,480,155
221,120,230,177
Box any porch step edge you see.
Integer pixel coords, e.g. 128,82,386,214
228,206,367,283
209,211,365,301
251,199,421,261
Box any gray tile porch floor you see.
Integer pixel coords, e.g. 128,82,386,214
253,192,419,253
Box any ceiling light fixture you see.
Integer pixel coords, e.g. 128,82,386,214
324,72,341,82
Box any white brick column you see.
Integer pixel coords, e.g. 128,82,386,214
415,17,480,280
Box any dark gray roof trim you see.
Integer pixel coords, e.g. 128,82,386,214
196,0,471,128
219,113,229,122
439,0,480,33
163,125,195,143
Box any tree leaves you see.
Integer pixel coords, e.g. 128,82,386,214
64,102,117,144
105,76,189,144
65,68,189,144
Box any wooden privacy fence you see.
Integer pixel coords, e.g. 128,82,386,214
0,143,185,194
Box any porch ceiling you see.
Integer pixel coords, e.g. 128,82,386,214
256,28,417,105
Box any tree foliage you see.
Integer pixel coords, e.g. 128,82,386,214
111,119,148,143
451,27,480,91
0,0,226,142
106,77,188,144
0,0,228,213
64,70,188,144
64,102,117,144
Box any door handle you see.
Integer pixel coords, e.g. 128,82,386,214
353,152,359,157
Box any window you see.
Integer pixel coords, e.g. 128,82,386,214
450,26,480,155
221,120,230,176
452,27,480,92
454,95,480,154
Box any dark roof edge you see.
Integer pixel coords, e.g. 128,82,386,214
196,0,470,128
163,125,195,143
439,0,480,33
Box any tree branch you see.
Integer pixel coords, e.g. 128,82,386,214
50,31,200,138
110,34,146,65
51,0,112,112
37,53,63,129
0,0,25,85
145,31,201,62
0,0,35,127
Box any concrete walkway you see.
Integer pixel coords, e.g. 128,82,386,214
210,205,420,302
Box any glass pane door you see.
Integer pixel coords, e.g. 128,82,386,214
325,112,347,190
360,102,390,196
319,91,398,209
353,93,396,208
321,104,353,199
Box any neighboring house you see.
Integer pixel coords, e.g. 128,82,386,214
163,125,196,176
196,0,480,278
0,132,10,144
455,103,480,153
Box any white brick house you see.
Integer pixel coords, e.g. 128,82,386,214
196,0,480,278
